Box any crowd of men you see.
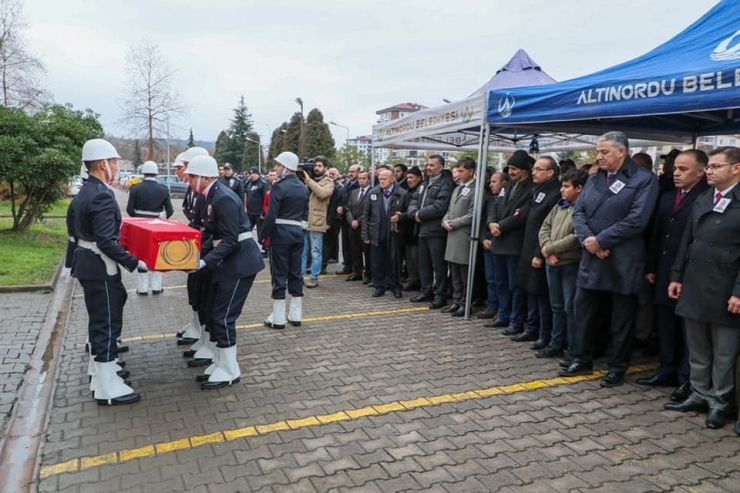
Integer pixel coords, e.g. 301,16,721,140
67,132,740,436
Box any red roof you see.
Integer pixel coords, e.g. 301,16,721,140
375,102,426,115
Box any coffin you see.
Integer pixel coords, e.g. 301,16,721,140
120,218,201,271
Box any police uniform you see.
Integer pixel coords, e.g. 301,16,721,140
219,174,245,206
126,177,174,294
260,173,309,328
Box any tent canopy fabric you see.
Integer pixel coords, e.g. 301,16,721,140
486,0,740,141
468,48,556,97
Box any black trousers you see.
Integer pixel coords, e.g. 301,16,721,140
418,236,448,301
248,214,264,241
348,229,369,277
187,269,213,326
80,278,127,362
370,238,401,292
322,220,341,267
206,275,256,348
340,220,351,272
573,287,637,374
270,242,304,299
655,304,690,383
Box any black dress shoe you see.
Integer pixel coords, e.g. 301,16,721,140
362,277,372,285
264,320,285,330
600,371,625,388
372,288,385,297
484,319,508,328
502,326,523,336
393,290,403,299
670,382,692,402
441,303,461,313
117,360,126,368
152,289,163,295
345,274,362,281
187,358,213,367
664,399,708,413
410,294,433,303
536,346,564,359
177,338,198,346
96,393,141,406
117,344,130,353
428,300,446,310
195,374,210,383
116,369,130,379
288,319,301,327
558,362,593,377
530,339,548,350
402,282,420,291
635,373,678,387
451,307,465,317
183,349,196,358
706,408,726,429
558,357,573,368
201,377,240,390
511,332,538,342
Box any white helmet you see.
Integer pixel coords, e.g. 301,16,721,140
173,152,185,168
185,155,219,177
182,146,209,163
141,161,158,175
81,139,120,162
275,151,299,171
79,164,89,180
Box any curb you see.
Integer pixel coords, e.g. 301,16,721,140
0,258,64,293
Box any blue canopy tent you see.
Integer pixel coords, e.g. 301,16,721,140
486,0,740,142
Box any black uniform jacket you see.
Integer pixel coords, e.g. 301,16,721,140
245,177,268,216
260,174,309,246
126,178,174,218
71,176,139,280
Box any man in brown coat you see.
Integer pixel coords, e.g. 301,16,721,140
299,156,334,288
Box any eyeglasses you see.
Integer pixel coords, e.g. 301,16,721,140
705,162,737,170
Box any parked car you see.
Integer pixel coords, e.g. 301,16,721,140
126,175,143,189
156,175,188,195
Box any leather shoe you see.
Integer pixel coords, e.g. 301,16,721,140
635,372,678,387
511,332,538,342
428,300,445,310
536,346,563,359
362,277,372,285
402,281,420,291
600,371,625,388
183,349,196,358
393,289,403,299
484,318,508,328
670,382,692,402
410,294,433,303
195,374,210,383
96,393,141,406
558,362,593,377
117,344,130,353
372,288,385,297
201,377,240,390
476,308,498,319
116,369,130,379
264,320,285,330
187,358,212,367
530,339,548,350
502,326,523,336
451,307,465,317
177,338,198,346
664,399,708,413
706,408,726,429
441,303,461,313
558,357,573,368
345,274,362,281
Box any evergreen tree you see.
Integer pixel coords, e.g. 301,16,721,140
267,123,288,166
223,96,253,171
214,130,231,164
303,108,335,160
284,113,303,158
133,139,143,167
335,144,370,173
242,131,262,171
187,128,196,148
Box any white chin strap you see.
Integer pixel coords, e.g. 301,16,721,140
103,160,112,182
195,176,203,191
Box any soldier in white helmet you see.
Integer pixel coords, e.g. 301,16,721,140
72,139,147,406
126,160,174,295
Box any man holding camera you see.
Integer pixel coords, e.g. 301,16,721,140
299,156,334,288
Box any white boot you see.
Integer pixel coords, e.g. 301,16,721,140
269,299,286,329
188,337,216,368
150,271,164,294
202,346,241,388
136,271,149,295
88,356,97,394
94,361,140,405
181,310,202,341
288,296,302,327
263,311,274,328
196,347,220,383
188,324,207,352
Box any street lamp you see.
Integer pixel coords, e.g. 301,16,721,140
244,136,262,174
442,98,452,104
295,97,304,160
329,121,350,144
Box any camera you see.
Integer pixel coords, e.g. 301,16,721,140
296,160,316,181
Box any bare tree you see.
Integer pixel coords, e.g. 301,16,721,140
0,0,48,110
119,39,186,162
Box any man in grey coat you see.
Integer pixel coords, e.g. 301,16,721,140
441,157,476,317
560,131,659,388
665,146,740,432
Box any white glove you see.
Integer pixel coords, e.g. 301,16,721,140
137,260,148,272
197,259,206,270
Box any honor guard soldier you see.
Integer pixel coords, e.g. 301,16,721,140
260,152,309,329
72,139,147,406
65,164,89,270
126,160,174,295
185,155,265,389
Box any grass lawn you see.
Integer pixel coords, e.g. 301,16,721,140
0,198,71,217
0,200,69,286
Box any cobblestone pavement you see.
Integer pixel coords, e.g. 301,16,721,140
28,189,740,492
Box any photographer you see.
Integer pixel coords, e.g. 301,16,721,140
298,156,334,288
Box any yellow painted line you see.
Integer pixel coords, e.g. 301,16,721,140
39,363,657,479
73,306,430,348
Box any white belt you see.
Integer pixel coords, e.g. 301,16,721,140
276,218,307,229
134,209,165,218
77,239,118,276
212,231,253,247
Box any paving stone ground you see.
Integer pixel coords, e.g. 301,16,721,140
25,189,740,491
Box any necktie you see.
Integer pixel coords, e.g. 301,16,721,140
715,192,723,204
383,189,391,197
359,189,365,199
673,189,687,212
606,174,616,187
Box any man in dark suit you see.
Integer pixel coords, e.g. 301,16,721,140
666,146,740,431
336,164,361,275
186,155,265,389
362,168,409,298
407,155,455,309
399,166,423,291
345,171,371,282
486,151,535,335
560,131,659,388
639,150,708,402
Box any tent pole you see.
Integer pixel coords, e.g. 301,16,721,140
464,121,490,320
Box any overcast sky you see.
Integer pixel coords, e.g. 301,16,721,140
24,0,719,146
